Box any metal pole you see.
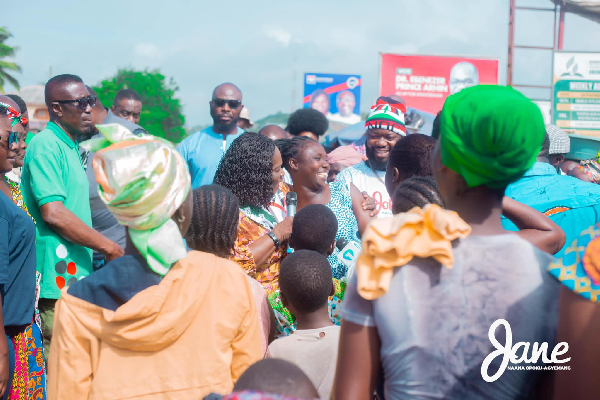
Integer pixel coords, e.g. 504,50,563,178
558,4,565,50
507,0,516,86
553,4,557,49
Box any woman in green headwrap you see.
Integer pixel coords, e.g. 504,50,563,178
335,85,561,400
47,124,261,399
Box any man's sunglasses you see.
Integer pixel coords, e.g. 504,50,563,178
0,132,19,148
212,98,241,109
53,95,97,111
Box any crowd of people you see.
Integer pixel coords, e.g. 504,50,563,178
1,73,600,400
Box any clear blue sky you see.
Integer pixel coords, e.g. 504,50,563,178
5,0,600,127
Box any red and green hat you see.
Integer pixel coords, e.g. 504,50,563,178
365,98,407,136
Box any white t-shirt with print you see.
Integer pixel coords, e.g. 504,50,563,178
336,161,393,218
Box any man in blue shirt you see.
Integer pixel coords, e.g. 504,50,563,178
177,83,245,189
503,131,600,257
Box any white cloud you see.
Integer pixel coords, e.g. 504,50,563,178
133,43,162,59
263,26,292,47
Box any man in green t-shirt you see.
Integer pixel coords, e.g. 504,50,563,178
21,74,124,357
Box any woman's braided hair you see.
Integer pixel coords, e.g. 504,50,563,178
392,176,445,214
275,136,314,171
186,184,240,259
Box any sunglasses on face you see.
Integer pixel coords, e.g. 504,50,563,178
53,95,97,111
0,132,19,148
212,98,241,109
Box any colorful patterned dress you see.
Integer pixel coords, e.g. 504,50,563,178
548,223,600,302
230,182,292,295
578,159,600,184
325,180,361,279
4,177,46,400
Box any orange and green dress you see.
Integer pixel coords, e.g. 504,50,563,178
4,176,46,399
230,182,292,295
229,182,348,336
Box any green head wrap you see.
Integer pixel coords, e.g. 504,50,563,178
80,124,191,276
440,85,545,188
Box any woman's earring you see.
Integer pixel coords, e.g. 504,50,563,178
177,215,185,223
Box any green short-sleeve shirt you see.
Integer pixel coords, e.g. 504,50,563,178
24,132,35,146
21,122,93,299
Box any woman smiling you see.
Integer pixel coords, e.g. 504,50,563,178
276,136,371,280
214,132,293,295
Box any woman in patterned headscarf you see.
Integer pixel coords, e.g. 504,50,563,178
48,125,261,400
0,98,46,400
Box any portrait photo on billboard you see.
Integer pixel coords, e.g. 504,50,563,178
379,54,499,114
304,73,362,125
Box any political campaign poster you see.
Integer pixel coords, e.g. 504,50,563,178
379,53,499,114
303,73,362,125
553,51,600,136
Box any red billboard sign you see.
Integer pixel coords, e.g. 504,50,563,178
379,53,499,114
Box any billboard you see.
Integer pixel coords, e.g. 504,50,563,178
303,73,362,125
379,54,499,114
553,51,600,136
533,100,552,125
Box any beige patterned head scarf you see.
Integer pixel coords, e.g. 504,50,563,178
80,124,191,275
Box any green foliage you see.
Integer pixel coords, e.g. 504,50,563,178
93,69,187,143
0,27,21,93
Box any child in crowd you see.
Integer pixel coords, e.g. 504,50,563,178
266,250,339,400
392,176,445,214
269,204,345,337
290,204,352,320
203,359,319,399
289,204,338,257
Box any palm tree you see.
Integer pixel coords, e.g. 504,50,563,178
0,27,20,94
